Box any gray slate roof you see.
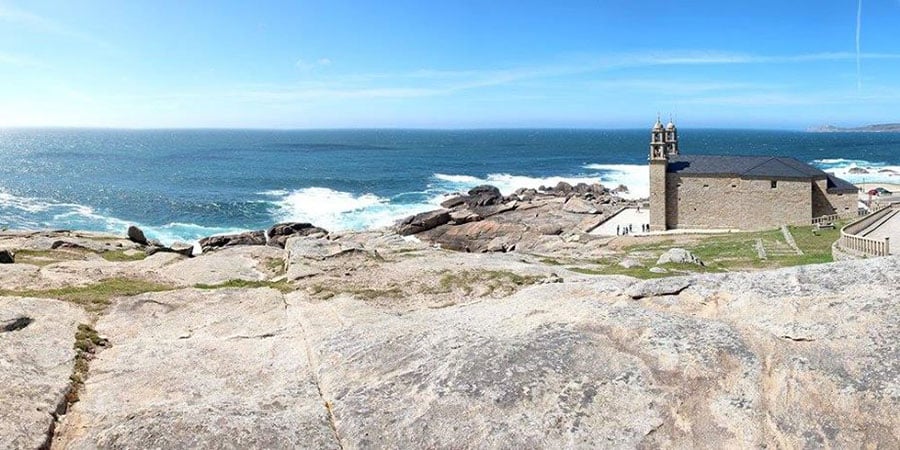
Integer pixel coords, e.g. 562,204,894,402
666,155,857,192
825,173,858,193
666,155,858,192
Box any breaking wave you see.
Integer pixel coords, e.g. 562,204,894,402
262,187,437,232
0,190,243,245
811,158,900,184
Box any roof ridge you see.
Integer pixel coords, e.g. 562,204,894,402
739,156,782,176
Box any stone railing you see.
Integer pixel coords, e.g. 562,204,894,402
833,203,898,259
811,209,865,226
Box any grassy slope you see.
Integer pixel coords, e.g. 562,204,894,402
564,224,842,279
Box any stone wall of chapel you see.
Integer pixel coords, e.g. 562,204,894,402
665,174,812,230
813,179,858,218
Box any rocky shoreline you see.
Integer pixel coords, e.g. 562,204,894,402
2,182,899,448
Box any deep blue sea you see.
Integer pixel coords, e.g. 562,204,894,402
2,128,899,244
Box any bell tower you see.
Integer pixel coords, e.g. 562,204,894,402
649,116,668,231
664,119,679,156
649,115,666,160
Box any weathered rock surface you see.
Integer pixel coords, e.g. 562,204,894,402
562,196,599,214
198,230,266,252
53,288,339,449
1,297,86,449
624,277,692,299
657,247,705,266
398,183,627,253
3,224,900,448
0,252,182,291
159,245,284,286
267,222,328,248
397,209,452,236
20,256,895,447
0,230,142,254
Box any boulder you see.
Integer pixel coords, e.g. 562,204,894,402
465,185,503,207
517,188,538,202
536,224,563,236
553,181,574,194
439,196,467,209
573,183,591,194
449,209,482,225
0,248,13,264
656,248,705,266
397,210,452,236
612,184,629,194
198,230,266,252
848,167,869,174
126,225,148,245
267,222,328,249
562,196,599,214
619,257,643,269
471,201,518,218
424,220,526,253
485,235,518,253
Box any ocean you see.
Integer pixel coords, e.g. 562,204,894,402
1,128,899,244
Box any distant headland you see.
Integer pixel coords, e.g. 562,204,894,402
808,123,900,133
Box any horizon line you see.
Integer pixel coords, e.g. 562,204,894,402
0,124,835,132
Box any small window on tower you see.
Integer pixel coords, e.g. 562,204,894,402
771,180,778,189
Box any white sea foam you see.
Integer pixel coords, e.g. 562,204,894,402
1,189,241,245
810,158,900,184
581,164,649,199
267,187,435,231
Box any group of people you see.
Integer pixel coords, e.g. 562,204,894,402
616,223,651,236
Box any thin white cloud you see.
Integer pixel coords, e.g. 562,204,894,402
306,50,900,95
295,57,333,71
119,50,900,105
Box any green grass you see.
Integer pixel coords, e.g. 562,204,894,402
100,249,147,262
12,248,146,265
345,286,404,300
0,278,174,313
194,279,295,293
433,270,542,296
68,323,105,404
12,249,85,266
263,257,286,274
567,259,722,280
614,223,844,275
538,257,564,266
305,282,403,300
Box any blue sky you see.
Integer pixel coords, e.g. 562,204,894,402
1,0,899,129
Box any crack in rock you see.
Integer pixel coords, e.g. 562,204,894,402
2,316,34,332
